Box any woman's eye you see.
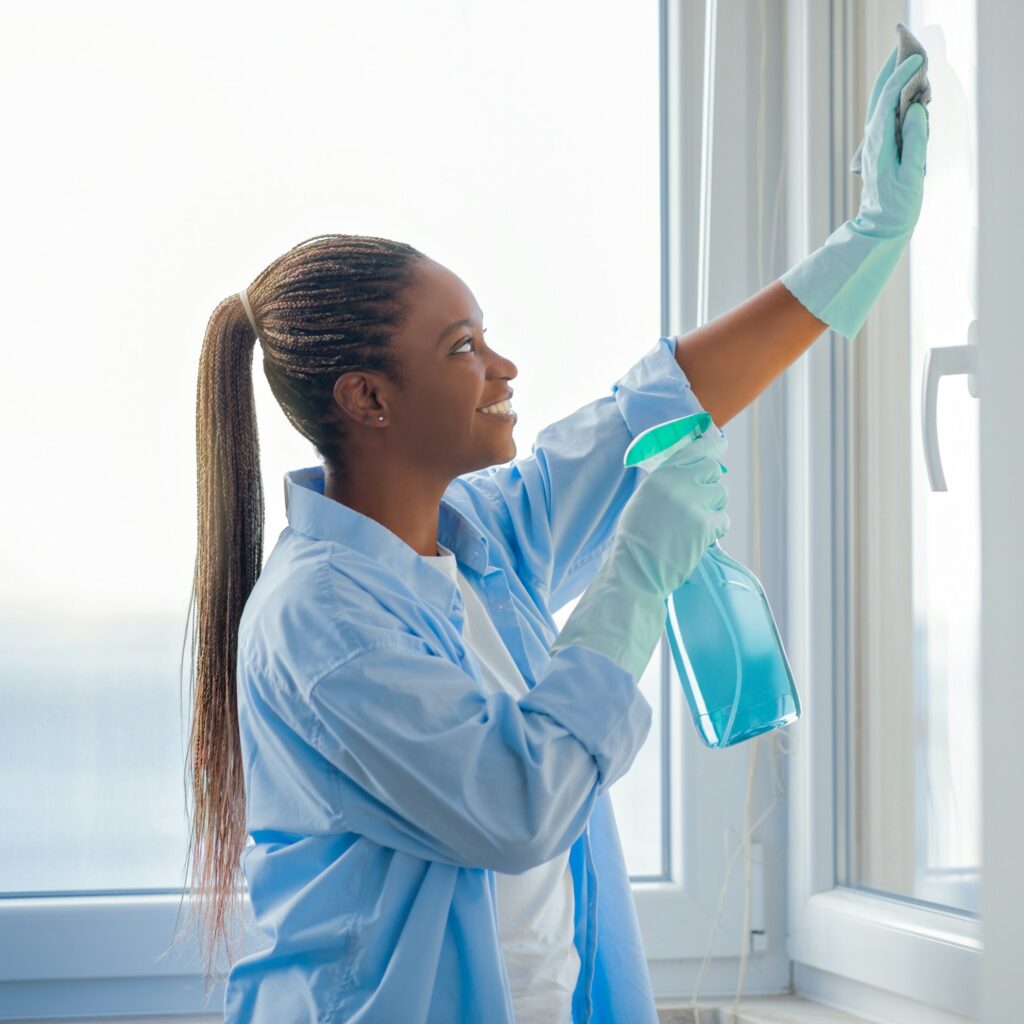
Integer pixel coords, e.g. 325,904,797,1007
452,327,486,354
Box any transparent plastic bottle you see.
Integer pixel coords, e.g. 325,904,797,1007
624,413,801,748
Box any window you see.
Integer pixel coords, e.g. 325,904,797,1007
0,3,660,896
3,0,787,1016
786,0,982,1018
843,0,981,918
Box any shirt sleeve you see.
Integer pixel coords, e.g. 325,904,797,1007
300,635,653,875
450,336,724,613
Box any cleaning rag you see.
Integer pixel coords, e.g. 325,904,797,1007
850,21,932,175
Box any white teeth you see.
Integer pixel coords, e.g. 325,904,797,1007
479,399,512,415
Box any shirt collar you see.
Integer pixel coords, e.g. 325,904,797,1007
282,465,491,607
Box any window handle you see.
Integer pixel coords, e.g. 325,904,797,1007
921,318,980,492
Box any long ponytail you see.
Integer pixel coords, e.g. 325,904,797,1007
178,289,264,995
172,234,424,996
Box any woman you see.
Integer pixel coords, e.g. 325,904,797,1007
181,45,928,1024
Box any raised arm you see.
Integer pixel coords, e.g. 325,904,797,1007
673,280,829,429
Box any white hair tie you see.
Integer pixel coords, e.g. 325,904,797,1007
237,288,260,342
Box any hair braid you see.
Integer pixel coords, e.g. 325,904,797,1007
170,233,425,996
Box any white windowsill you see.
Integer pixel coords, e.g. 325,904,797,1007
657,995,874,1023
4,999,876,1024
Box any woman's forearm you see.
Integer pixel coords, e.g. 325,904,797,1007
673,280,829,428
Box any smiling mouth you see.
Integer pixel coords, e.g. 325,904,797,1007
477,397,513,414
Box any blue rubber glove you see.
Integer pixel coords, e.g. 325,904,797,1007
549,433,730,679
779,50,930,340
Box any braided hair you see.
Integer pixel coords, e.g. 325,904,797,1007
174,233,425,993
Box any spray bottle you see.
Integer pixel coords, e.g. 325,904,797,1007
623,412,801,748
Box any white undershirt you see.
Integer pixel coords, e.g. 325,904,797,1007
422,542,579,1024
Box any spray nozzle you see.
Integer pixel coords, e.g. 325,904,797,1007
623,412,728,474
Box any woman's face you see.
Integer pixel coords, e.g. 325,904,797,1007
335,257,520,481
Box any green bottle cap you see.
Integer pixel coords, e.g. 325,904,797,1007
623,411,728,473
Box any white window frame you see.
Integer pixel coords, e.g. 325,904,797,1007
782,1,982,1019
638,0,794,1002
975,4,1024,1020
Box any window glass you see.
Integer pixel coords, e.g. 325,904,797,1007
845,0,980,914
0,0,660,892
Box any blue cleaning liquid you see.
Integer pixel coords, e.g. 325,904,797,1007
624,412,801,749
663,540,800,748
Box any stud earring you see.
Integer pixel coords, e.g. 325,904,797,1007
378,415,384,421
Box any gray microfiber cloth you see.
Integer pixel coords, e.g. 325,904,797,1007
850,21,932,175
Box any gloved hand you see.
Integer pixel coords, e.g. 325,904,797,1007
779,48,930,340
549,433,730,679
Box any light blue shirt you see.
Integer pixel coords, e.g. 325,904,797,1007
224,335,723,1023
